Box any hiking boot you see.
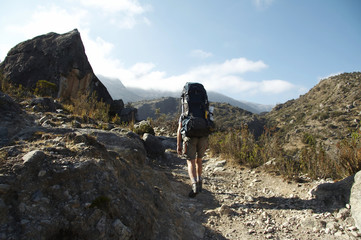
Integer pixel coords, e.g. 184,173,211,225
188,183,198,198
197,180,202,193
188,190,197,198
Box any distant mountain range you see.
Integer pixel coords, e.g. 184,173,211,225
98,75,273,114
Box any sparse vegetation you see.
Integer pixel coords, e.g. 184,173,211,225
209,125,265,168
64,90,110,122
0,71,32,101
1,69,361,181
337,130,361,177
209,124,360,180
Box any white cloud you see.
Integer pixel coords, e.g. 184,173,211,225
76,0,151,29
88,46,299,98
189,58,267,77
259,79,294,94
190,49,213,59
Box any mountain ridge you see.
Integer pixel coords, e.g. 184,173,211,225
98,75,273,114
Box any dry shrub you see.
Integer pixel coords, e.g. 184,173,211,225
209,125,356,180
64,90,109,122
153,113,179,134
337,130,361,177
298,143,338,179
209,125,265,168
0,72,32,101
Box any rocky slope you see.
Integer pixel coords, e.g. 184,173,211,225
266,72,361,156
0,94,204,239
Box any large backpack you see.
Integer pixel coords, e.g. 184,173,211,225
180,82,214,137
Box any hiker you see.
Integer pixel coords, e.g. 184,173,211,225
177,82,214,198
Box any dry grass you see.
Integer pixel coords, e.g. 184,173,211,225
337,130,361,177
63,90,110,123
209,126,360,180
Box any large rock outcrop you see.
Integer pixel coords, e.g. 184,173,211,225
351,170,361,229
0,29,112,104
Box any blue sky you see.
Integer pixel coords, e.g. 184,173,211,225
0,0,360,105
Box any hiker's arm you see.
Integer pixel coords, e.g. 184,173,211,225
177,121,182,155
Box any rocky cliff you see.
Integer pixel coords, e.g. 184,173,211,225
0,29,112,104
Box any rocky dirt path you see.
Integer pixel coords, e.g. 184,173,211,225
161,150,361,240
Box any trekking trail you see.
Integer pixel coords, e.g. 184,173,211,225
159,149,360,240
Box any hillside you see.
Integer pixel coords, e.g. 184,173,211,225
266,72,361,156
131,97,181,121
131,97,266,137
97,75,141,103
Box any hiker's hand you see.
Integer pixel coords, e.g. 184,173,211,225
177,144,182,155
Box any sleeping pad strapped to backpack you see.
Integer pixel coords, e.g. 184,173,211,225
180,82,215,137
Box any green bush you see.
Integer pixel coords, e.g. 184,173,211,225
34,80,58,97
209,125,265,168
133,121,155,136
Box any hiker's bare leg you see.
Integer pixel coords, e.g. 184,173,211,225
187,159,197,183
196,157,202,178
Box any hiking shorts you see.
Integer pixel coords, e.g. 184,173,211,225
183,136,208,160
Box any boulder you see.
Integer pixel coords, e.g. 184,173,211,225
158,136,177,150
89,130,147,165
109,99,138,123
143,133,165,158
350,171,361,229
109,99,125,116
310,175,355,210
29,97,62,112
0,29,112,104
22,150,46,165
0,91,21,113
